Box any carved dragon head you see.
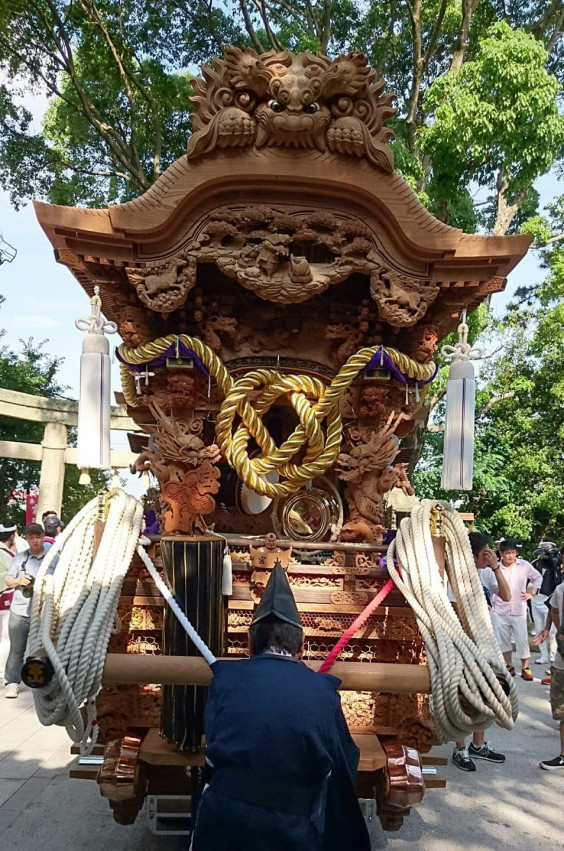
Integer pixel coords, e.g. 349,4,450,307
187,47,396,171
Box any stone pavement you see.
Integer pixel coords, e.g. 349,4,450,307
1,662,562,851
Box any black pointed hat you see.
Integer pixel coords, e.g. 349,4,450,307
251,561,301,629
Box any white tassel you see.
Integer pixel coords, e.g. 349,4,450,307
222,545,233,596
440,310,483,492
75,287,117,477
441,359,476,490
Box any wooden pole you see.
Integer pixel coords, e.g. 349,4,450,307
102,654,431,694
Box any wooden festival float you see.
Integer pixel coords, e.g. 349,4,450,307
34,47,529,834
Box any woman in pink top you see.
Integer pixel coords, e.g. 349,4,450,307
493,539,542,681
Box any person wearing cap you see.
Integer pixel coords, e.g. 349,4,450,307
0,523,17,681
4,523,57,699
191,563,371,851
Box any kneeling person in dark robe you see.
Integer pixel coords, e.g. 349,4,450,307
191,563,371,851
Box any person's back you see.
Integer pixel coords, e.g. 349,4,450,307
191,566,370,851
207,654,341,792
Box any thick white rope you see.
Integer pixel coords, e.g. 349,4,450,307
28,491,143,753
28,493,216,754
387,501,518,743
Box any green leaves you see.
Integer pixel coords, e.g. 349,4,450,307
421,21,564,205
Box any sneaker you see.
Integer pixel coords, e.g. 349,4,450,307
539,755,564,771
521,667,534,681
541,675,552,685
452,748,476,772
535,658,550,666
469,742,506,763
507,665,516,677
4,683,18,699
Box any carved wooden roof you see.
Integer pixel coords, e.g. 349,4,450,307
34,48,530,343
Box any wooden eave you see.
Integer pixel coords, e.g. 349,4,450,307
34,149,531,289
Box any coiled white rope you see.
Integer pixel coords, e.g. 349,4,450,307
387,500,518,743
28,491,143,753
28,492,217,755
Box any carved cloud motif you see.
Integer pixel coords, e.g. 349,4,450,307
187,47,396,171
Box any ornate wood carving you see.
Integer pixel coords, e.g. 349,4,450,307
330,590,369,605
162,461,220,534
187,48,396,171
336,416,404,544
126,256,197,313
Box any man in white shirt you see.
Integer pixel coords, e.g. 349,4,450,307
451,532,512,772
493,539,542,681
4,523,57,698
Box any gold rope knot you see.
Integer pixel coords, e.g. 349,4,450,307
118,335,436,498
215,369,342,498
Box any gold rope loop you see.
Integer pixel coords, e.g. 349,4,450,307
118,335,435,498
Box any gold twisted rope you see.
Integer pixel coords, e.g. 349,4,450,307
119,335,435,498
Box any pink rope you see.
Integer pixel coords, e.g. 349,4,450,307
317,578,396,674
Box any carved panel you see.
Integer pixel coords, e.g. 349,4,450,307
187,48,395,171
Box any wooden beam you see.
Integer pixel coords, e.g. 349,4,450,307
0,438,137,469
0,439,42,461
0,387,141,431
102,654,431,693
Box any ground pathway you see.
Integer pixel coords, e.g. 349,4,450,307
0,659,562,850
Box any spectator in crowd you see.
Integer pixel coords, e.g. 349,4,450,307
531,541,561,681
493,538,542,681
452,532,511,772
535,572,564,770
0,523,17,681
3,523,57,699
42,511,63,544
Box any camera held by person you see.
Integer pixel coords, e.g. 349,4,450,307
533,541,563,598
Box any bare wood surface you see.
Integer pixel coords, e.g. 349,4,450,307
102,654,431,693
137,727,386,772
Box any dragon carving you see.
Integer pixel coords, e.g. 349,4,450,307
187,47,396,171
336,415,405,544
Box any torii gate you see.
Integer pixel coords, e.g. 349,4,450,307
0,387,140,518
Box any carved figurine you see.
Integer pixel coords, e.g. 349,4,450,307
336,415,404,544
359,385,389,421
393,462,415,496
187,48,396,171
249,533,292,602
199,314,238,356
162,460,221,533
371,269,440,327
126,257,196,313
325,323,363,368
409,325,439,364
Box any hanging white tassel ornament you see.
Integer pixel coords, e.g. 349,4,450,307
222,544,233,596
440,310,481,491
75,287,117,482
